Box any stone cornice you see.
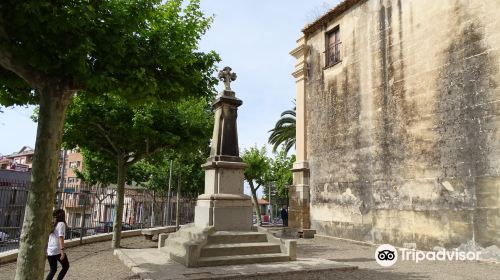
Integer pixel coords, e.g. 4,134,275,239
292,67,307,81
290,44,306,59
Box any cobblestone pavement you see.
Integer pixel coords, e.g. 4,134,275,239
1,235,499,279
0,237,153,280
298,236,500,280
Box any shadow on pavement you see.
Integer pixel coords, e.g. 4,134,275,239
336,268,430,280
329,257,374,262
131,261,430,280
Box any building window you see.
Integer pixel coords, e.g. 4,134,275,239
326,26,341,67
68,177,78,183
69,161,80,168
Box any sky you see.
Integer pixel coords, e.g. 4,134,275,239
0,0,338,156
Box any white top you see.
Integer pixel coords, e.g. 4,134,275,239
47,222,65,256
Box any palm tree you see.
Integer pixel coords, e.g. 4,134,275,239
268,106,296,153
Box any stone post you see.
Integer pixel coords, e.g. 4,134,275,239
289,37,311,230
194,67,253,231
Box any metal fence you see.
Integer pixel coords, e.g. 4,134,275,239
0,177,196,253
0,178,27,252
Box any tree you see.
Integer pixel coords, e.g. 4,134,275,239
242,146,271,225
0,1,217,277
131,146,209,199
263,149,295,208
73,148,118,225
133,148,208,227
63,94,213,248
268,106,296,153
74,148,116,189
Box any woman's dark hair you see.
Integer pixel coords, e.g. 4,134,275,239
52,209,67,233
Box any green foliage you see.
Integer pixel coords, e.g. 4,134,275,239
242,146,272,190
73,148,116,188
129,146,209,198
63,94,213,162
169,148,208,198
268,105,296,153
270,149,295,199
243,146,294,211
63,93,213,194
0,68,35,106
242,145,271,224
0,0,219,103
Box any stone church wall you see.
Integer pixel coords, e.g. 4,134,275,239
305,0,500,249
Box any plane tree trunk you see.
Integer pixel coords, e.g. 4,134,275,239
111,156,126,248
248,181,262,225
15,85,73,280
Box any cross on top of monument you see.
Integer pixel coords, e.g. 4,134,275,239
218,66,237,91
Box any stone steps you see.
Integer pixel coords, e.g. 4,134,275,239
197,231,290,266
207,231,268,244
197,253,290,267
161,229,294,267
200,242,281,257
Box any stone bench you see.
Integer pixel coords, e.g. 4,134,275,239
141,226,177,240
301,229,316,239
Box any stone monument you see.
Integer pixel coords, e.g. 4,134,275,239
194,66,253,231
161,67,296,267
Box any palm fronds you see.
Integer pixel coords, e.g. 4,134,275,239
268,106,296,153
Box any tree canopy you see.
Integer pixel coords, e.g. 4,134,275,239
268,149,295,200
0,0,218,103
130,147,209,198
64,94,212,163
73,148,117,188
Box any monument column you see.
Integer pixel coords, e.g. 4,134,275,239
289,36,311,230
194,67,253,231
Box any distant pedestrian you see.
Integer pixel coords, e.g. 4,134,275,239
46,209,70,280
280,206,288,227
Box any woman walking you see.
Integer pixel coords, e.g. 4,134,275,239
46,209,70,280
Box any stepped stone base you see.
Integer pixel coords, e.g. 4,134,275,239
115,248,357,280
160,224,296,267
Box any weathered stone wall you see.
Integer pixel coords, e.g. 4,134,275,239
305,0,500,249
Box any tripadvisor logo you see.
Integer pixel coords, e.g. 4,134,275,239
375,244,398,267
375,244,481,267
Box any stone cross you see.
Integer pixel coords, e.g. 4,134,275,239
218,66,237,91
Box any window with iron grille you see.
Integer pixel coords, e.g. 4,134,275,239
326,26,341,67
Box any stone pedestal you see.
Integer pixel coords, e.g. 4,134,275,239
289,161,311,230
194,161,252,231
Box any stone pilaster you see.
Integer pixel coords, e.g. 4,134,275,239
289,37,311,230
290,162,310,229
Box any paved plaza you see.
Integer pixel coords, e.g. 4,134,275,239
1,236,499,279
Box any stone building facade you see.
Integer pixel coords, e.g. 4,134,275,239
290,0,500,249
